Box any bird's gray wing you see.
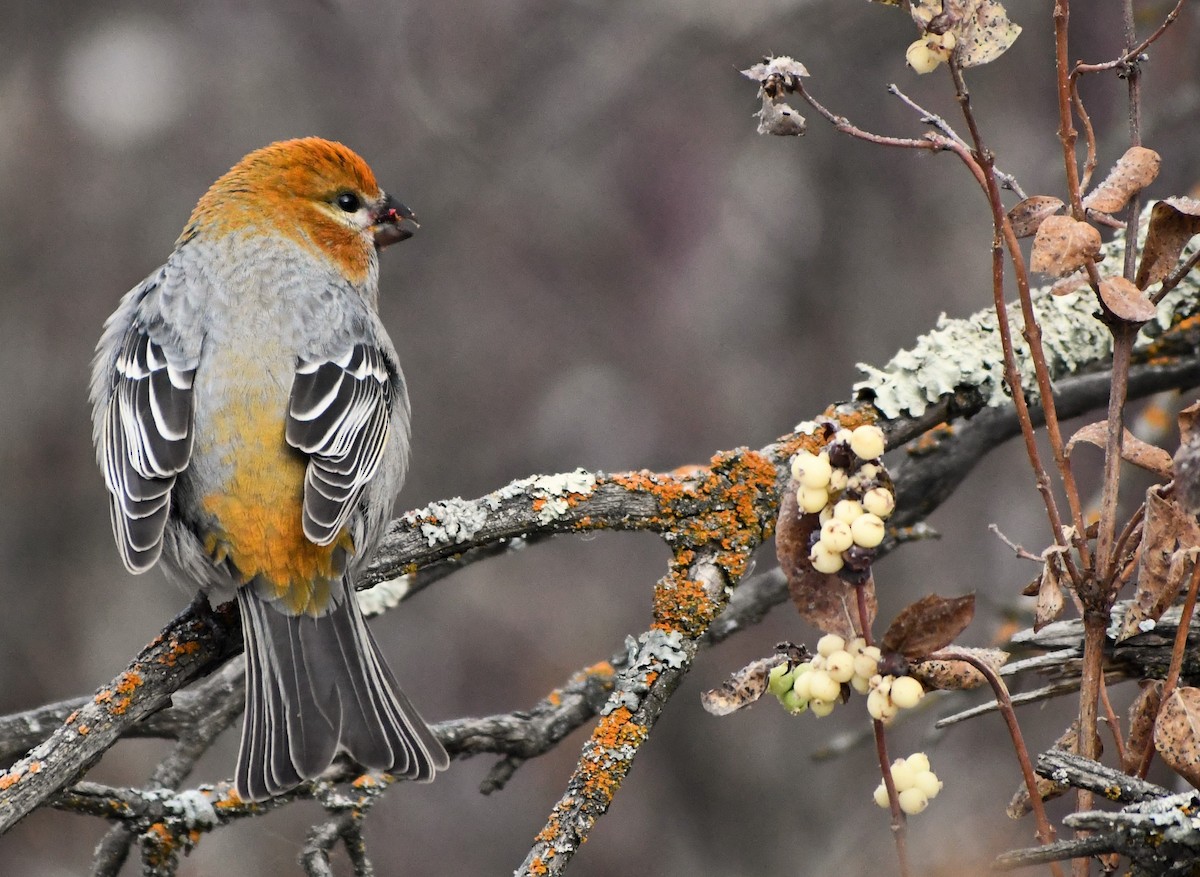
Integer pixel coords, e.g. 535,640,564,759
285,343,394,546
98,309,197,573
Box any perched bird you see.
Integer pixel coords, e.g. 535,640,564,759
90,138,449,800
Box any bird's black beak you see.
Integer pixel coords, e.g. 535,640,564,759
371,193,418,248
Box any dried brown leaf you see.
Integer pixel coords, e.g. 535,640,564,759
1154,687,1200,788
1082,146,1162,214
1033,548,1066,632
1031,215,1102,277
1007,195,1065,238
700,655,784,716
742,57,809,137
955,0,1023,67
1135,197,1200,289
777,490,875,639
1098,276,1158,323
910,646,1007,691
1049,270,1089,297
1066,420,1173,479
1119,486,1200,640
1175,402,1200,518
881,593,975,660
1123,680,1164,775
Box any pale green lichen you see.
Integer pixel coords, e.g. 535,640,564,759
854,211,1200,419
356,574,412,617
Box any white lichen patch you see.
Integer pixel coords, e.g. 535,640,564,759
602,630,689,715
166,789,218,829
489,468,598,523
401,497,489,547
356,574,413,618
854,211,1200,419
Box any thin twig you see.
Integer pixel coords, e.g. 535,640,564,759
938,649,1064,877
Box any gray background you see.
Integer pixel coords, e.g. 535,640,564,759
1,1,1197,874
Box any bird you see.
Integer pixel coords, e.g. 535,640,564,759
90,137,450,800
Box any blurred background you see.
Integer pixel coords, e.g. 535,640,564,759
1,1,1198,874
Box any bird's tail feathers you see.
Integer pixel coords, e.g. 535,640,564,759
235,581,448,801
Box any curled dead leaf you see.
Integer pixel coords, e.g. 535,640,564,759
909,0,1021,67
1123,680,1164,775
1119,486,1200,641
1135,197,1200,289
701,655,785,716
1154,687,1200,789
1066,420,1173,479
741,57,809,137
910,646,1008,691
1175,402,1200,518
1033,548,1066,632
1007,195,1065,238
1098,276,1158,323
1049,270,1089,297
1082,146,1162,214
881,593,975,660
1031,215,1102,277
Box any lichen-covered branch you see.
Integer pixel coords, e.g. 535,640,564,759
0,242,1197,869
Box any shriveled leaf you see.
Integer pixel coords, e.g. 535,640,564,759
1050,270,1088,297
910,646,1007,691
1123,680,1164,774
1066,420,1173,479
1033,548,1066,631
1175,402,1200,518
954,0,1023,68
1135,197,1200,289
1154,687,1200,788
742,57,809,137
777,490,875,639
1098,276,1158,323
1007,195,1065,238
1119,486,1200,640
753,99,806,136
1031,215,1102,277
1008,723,1089,818
1082,146,1162,214
869,0,904,6
701,655,784,716
881,593,975,660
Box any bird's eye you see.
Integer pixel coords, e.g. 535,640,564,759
334,192,361,213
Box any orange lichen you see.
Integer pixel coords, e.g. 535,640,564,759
78,725,89,735
28,762,41,774
652,574,718,635
547,690,563,706
66,710,79,724
142,823,177,867
0,771,21,791
160,639,202,666
529,857,549,876
94,690,113,706
577,707,648,805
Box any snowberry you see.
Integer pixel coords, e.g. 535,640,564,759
820,519,854,553
849,424,886,460
816,634,845,657
850,513,886,548
890,675,925,710
862,487,896,519
791,451,832,489
798,486,830,515
898,788,929,815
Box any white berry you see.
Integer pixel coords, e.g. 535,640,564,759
849,424,886,460
890,760,916,792
809,541,843,573
833,499,864,524
809,698,835,718
820,519,854,553
890,675,925,710
914,770,943,799
898,788,929,815
816,634,845,657
905,752,931,774
873,782,891,809
798,486,830,515
791,451,832,489
850,513,886,549
825,650,855,683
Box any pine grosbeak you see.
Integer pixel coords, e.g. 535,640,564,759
90,138,449,800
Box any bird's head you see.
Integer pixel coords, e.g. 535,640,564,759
181,138,418,282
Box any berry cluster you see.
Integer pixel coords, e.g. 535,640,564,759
865,673,926,723
873,752,943,815
767,634,881,717
790,425,895,579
